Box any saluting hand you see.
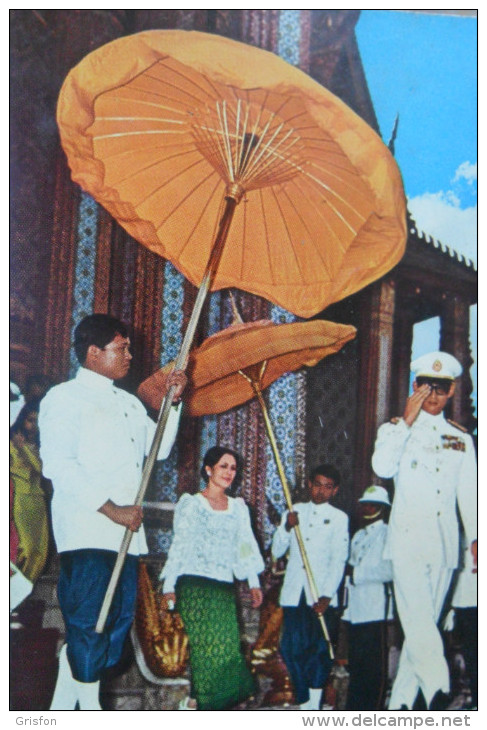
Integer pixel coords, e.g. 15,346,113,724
403,384,431,426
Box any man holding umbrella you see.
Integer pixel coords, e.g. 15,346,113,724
271,464,349,711
39,314,187,710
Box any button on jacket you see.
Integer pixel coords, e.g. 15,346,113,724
272,501,349,607
372,410,477,568
39,367,181,556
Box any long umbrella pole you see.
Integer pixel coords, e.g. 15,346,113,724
95,194,239,633
241,369,334,658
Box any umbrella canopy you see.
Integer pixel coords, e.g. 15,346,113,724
57,29,406,318
137,318,356,415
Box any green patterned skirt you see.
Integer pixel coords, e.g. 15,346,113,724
176,575,255,710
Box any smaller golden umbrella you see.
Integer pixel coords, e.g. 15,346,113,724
138,314,356,654
138,318,356,416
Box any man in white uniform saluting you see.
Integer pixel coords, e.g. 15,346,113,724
372,351,477,711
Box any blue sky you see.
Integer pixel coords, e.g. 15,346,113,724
356,10,477,263
356,10,477,407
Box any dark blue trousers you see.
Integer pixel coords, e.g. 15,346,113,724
454,607,478,708
280,592,335,705
345,621,388,710
58,549,138,682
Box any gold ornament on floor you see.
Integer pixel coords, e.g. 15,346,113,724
250,580,295,707
134,561,189,678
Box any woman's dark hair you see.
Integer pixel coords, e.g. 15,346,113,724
74,314,129,365
10,398,41,443
200,446,243,488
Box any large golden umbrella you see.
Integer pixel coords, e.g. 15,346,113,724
58,29,406,319
57,29,405,631
138,314,357,654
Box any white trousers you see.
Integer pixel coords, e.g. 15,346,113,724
389,560,453,709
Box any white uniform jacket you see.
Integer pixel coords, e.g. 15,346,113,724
342,520,394,624
39,367,181,556
372,410,477,568
271,501,349,607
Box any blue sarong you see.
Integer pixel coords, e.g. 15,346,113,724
280,591,335,704
58,549,138,682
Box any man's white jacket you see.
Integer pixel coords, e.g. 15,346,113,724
272,501,349,607
39,367,181,556
372,410,477,568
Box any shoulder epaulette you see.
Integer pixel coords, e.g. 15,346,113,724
390,417,401,425
447,419,468,433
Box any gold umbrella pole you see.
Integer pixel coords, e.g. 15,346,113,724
95,192,240,634
240,367,334,658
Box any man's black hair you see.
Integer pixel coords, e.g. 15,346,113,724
74,314,128,365
309,463,341,486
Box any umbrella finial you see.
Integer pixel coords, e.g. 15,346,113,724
229,292,244,325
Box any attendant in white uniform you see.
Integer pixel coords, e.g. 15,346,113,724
371,351,477,711
39,314,186,710
342,485,393,710
271,464,349,711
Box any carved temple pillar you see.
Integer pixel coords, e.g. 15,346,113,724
355,277,396,496
390,306,415,415
440,295,476,432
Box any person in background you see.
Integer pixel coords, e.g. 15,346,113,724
371,351,477,711
444,533,477,711
343,485,393,711
10,380,25,427
10,374,54,427
39,313,186,711
271,464,349,711
10,472,34,612
10,399,50,584
160,446,264,711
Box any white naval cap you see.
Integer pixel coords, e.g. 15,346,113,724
410,351,462,380
358,485,391,506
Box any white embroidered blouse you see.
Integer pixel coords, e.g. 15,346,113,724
160,493,265,592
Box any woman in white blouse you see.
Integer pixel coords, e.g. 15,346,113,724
160,446,264,710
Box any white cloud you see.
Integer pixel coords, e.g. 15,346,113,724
452,161,477,185
408,179,478,410
407,191,477,265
